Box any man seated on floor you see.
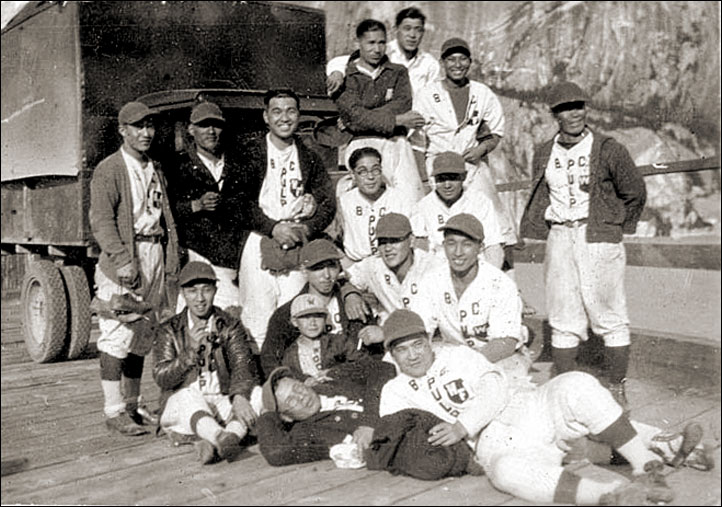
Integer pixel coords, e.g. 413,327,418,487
153,261,259,464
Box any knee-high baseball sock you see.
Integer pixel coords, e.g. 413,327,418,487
552,346,579,374
190,410,223,447
225,419,248,439
575,477,627,505
604,345,630,384
99,352,124,417
594,414,659,475
121,354,145,411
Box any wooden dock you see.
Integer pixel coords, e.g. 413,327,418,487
1,298,720,506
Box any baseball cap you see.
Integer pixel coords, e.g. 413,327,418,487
291,294,328,318
431,151,467,176
547,81,589,109
440,37,470,59
118,101,156,125
376,213,412,240
262,366,295,412
300,239,342,268
190,101,226,124
382,309,428,349
178,261,218,287
439,213,485,243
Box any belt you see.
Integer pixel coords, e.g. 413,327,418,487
134,234,163,243
552,218,588,227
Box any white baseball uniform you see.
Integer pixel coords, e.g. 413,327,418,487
344,248,440,324
410,187,505,255
337,186,413,262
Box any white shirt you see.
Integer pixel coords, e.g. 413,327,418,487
338,186,412,261
411,261,524,350
259,134,304,221
345,248,440,324
187,313,221,395
296,336,324,377
544,131,594,223
121,147,163,236
410,188,504,255
196,151,225,190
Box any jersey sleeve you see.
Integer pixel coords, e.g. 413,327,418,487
326,54,350,77
379,379,415,417
410,201,429,238
408,269,441,335
473,191,504,247
480,85,505,137
345,259,372,293
487,274,523,342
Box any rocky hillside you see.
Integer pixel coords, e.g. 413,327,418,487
293,0,721,237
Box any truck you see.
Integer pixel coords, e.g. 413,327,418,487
1,0,338,362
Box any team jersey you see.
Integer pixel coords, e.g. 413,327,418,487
325,296,343,334
259,134,304,221
379,343,508,444
338,186,412,261
411,261,523,350
544,131,594,223
121,147,163,236
344,248,440,323
410,188,504,254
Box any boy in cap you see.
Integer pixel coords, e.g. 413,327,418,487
169,101,246,315
90,100,180,436
335,147,413,263
410,151,505,268
519,81,647,408
379,309,711,505
415,38,518,270
153,261,259,464
279,294,358,385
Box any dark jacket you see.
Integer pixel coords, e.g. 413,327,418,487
236,133,336,240
167,146,246,269
366,409,473,480
336,52,413,138
256,359,396,467
281,332,358,381
260,282,369,380
152,307,259,415
90,149,180,285
520,129,646,243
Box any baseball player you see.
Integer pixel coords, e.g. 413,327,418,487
379,309,712,505
411,151,504,268
336,147,413,262
415,37,517,270
409,213,529,376
519,81,647,409
90,101,180,436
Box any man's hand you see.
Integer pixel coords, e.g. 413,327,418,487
428,421,468,447
327,71,345,96
188,325,210,347
462,145,486,166
344,292,371,323
193,191,221,212
352,425,375,452
232,395,257,428
395,111,426,130
358,325,385,346
272,221,303,248
116,261,140,290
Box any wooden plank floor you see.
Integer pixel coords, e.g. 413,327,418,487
1,299,720,505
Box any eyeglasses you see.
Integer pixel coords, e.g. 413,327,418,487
353,167,382,178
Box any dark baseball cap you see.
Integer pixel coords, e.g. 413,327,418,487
382,309,428,349
190,101,225,124
118,101,157,125
262,366,295,412
376,213,412,240
300,239,343,268
547,81,589,109
439,213,485,243
178,261,218,287
432,151,467,176
440,37,470,59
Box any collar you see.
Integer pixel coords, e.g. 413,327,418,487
347,50,393,77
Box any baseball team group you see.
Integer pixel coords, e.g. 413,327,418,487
87,7,713,505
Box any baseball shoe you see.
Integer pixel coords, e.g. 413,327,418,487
599,460,674,505
106,412,150,436
649,422,715,471
128,405,159,427
216,431,243,461
195,440,218,465
465,456,485,476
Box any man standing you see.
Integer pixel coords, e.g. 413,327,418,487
237,89,336,353
90,101,180,435
170,101,244,314
153,262,258,464
519,81,647,408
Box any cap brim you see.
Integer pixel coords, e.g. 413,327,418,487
292,308,328,319
384,327,428,349
262,366,293,412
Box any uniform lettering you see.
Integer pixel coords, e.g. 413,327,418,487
433,93,441,103
437,214,445,225
410,283,418,295
384,274,392,285
444,292,452,305
356,206,363,216
459,309,467,321
554,158,562,169
471,302,479,314
409,379,419,391
402,297,410,307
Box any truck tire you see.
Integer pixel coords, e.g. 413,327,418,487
60,265,91,360
21,260,68,363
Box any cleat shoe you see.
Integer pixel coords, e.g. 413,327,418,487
195,440,218,465
106,412,150,436
128,406,159,426
216,431,243,461
600,460,674,506
650,422,714,471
